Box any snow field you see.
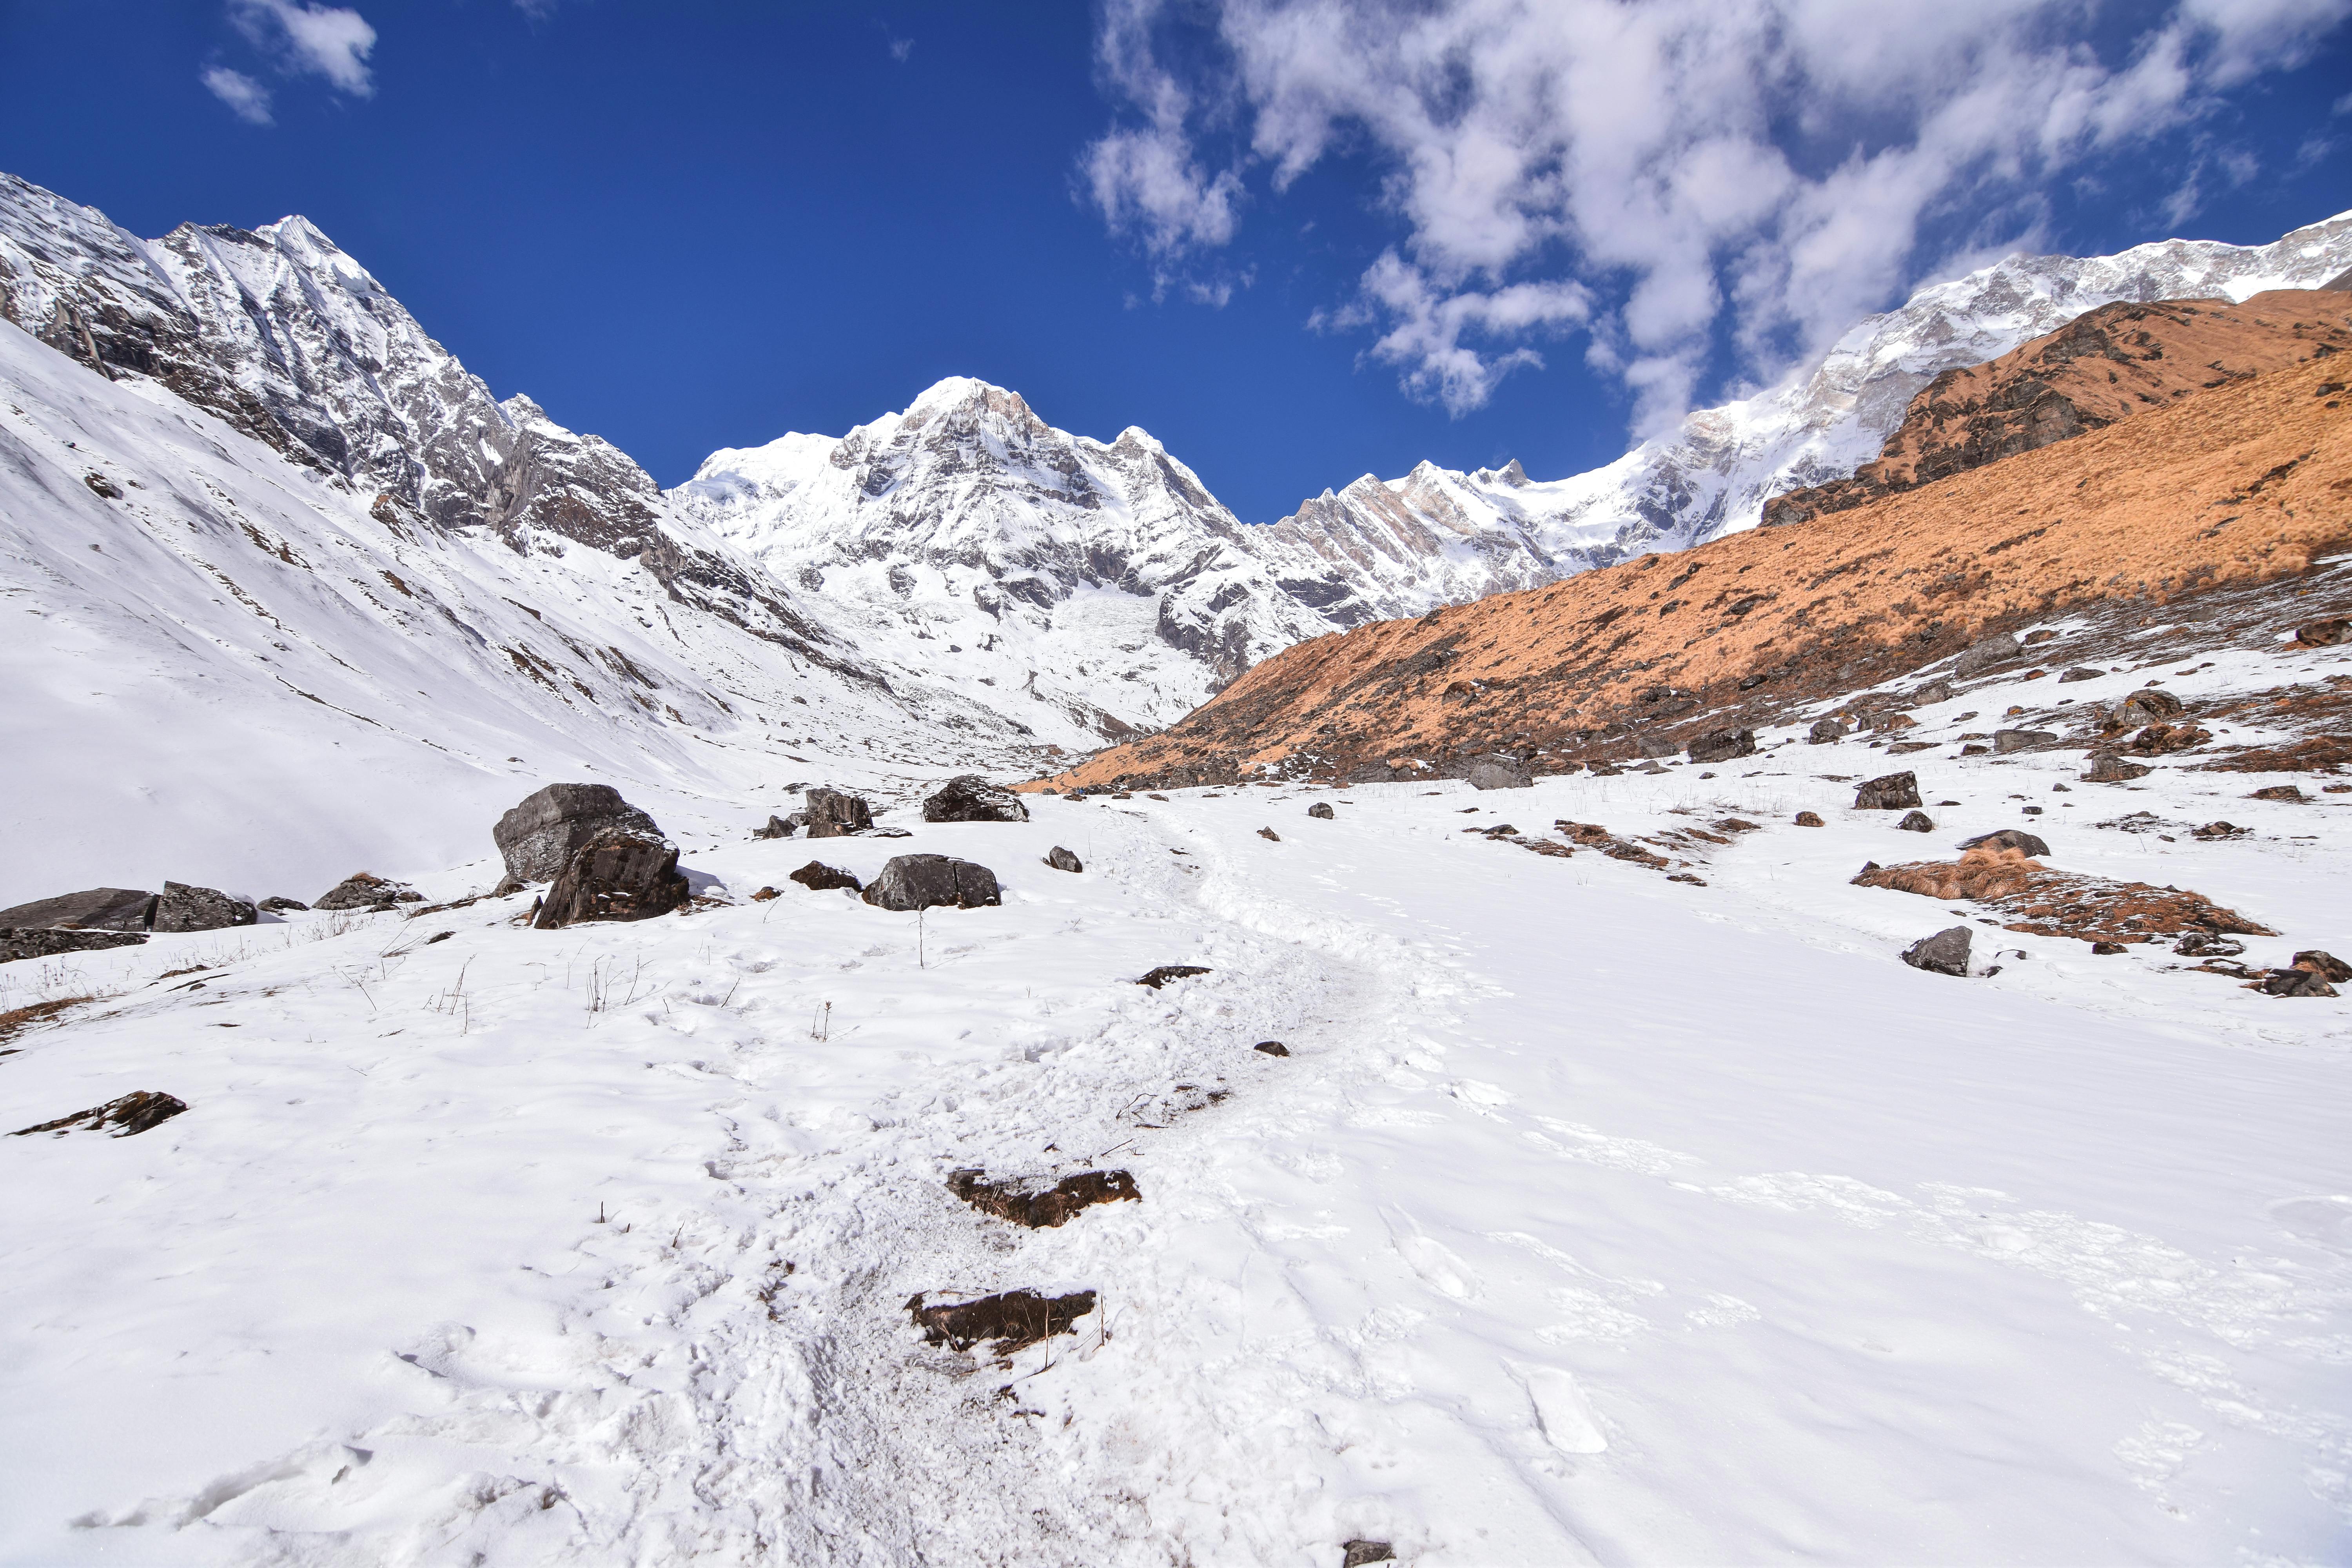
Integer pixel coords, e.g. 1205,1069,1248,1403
5,732,2349,1563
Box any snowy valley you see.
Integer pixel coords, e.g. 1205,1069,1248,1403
4,158,2352,1568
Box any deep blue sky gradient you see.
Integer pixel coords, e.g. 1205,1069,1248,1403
2,1,2348,519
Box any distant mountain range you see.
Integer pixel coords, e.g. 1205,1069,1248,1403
4,164,2347,826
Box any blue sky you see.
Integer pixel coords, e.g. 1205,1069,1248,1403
2,1,2348,521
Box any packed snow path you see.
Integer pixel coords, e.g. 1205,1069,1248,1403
4,764,2349,1565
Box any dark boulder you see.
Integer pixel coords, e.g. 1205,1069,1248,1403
1955,630,2021,676
861,854,1001,912
922,775,1029,823
1254,1040,1290,1056
1044,846,1083,873
2057,667,2104,683
151,881,256,934
1,928,147,965
494,783,664,883
1794,811,1825,827
533,837,689,928
750,815,796,840
2175,932,2245,958
803,787,874,838
2264,967,2339,998
258,895,308,913
1854,771,1922,810
1994,729,2056,753
1901,926,1973,976
1258,827,1282,841
1895,810,1935,832
2084,753,2153,783
1911,678,1955,705
1343,1543,1397,1567
2295,950,2352,983
314,871,416,911
1466,760,1533,790
1809,718,1848,744
2249,785,2305,803
906,1288,1096,1353
1688,728,1756,765
1137,964,1211,989
12,1090,187,1138
0,887,155,932
1307,802,1336,820
2290,617,2347,648
1959,829,2051,857
789,861,864,893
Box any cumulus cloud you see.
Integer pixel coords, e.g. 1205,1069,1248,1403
230,0,377,97
201,65,274,125
1085,0,2352,430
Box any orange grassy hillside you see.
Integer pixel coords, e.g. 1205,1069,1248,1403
1045,326,2352,791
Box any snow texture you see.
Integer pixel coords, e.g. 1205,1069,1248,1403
3,635,2349,1563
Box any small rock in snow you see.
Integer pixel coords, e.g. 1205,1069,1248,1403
12,1090,187,1138
802,787,873,838
1895,811,1935,832
2263,967,2339,997
1307,802,1335,819
1466,760,1533,790
2294,950,2352,983
789,862,862,893
1960,829,2051,857
1253,1041,1290,1056
1901,926,1974,976
151,881,256,933
1342,1542,1397,1567
1794,811,1825,827
1688,728,1756,764
1258,827,1281,841
905,1288,1096,1353
1044,846,1083,873
1137,965,1212,989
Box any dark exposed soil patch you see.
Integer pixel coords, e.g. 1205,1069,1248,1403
0,995,98,1051
906,1289,1098,1353
947,1168,1140,1229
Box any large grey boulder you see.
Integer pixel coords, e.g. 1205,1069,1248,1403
1994,729,2056,754
0,887,155,932
861,854,1001,911
1045,846,1083,873
1854,771,1923,810
1808,718,1847,744
494,784,663,883
533,837,689,928
1688,728,1756,765
922,776,1029,823
1466,760,1533,790
151,882,256,933
1901,926,1973,976
1955,630,2021,676
803,787,873,838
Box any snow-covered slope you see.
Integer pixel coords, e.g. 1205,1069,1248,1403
0,312,1036,909
677,378,1336,741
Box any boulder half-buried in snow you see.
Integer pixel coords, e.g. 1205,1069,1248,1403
314,871,419,911
1901,926,1973,976
12,1091,187,1138
789,861,863,893
494,783,664,883
922,775,1029,823
861,855,1001,912
534,837,689,928
1466,760,1532,790
151,881,256,933
1688,728,1756,764
1855,771,1923,810
1,929,147,965
802,787,873,838
1044,846,1083,873
1960,828,2052,857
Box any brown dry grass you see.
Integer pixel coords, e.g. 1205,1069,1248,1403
1051,318,2352,790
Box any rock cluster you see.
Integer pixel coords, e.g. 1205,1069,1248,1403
922,776,1028,823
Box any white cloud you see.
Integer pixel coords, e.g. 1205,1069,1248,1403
201,65,274,125
1086,0,2352,426
889,35,915,62
514,0,563,17
230,0,377,97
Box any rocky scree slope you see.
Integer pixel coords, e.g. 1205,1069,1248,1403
1044,294,2352,791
